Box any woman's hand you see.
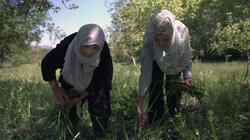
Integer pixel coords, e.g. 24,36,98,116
137,106,147,127
67,97,81,109
67,91,88,109
49,80,69,106
179,77,192,93
137,96,147,127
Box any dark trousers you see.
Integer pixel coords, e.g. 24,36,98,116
67,88,111,137
148,61,182,124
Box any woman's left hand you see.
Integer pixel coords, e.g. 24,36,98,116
179,77,192,93
67,91,88,109
67,97,81,109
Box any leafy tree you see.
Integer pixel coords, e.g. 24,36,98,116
214,17,249,81
0,0,51,64
183,0,249,60
46,22,67,46
203,0,249,81
0,0,78,65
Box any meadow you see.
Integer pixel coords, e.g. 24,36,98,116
0,61,249,140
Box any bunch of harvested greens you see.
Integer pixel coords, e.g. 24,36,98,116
140,77,207,127
40,90,85,139
40,105,74,139
177,79,206,109
162,77,207,112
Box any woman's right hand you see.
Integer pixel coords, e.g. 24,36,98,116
137,106,147,127
49,80,69,106
53,87,69,106
137,96,147,126
179,77,193,93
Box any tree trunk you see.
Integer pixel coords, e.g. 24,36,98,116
244,51,249,83
132,56,136,66
125,53,137,66
225,54,232,63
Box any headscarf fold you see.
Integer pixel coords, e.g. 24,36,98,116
61,24,105,92
143,10,192,75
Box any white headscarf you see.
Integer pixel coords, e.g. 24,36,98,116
143,10,191,75
61,24,105,92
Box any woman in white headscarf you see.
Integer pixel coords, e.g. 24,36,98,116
137,10,192,126
41,24,113,138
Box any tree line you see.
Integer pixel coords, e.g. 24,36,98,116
0,0,76,65
106,0,249,63
0,0,249,66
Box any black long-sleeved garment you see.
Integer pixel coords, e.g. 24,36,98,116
41,32,113,93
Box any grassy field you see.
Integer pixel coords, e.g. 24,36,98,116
0,61,249,140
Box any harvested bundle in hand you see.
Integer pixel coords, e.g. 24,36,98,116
41,105,74,139
178,80,206,107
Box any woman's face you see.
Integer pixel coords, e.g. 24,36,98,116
153,34,171,48
81,44,99,58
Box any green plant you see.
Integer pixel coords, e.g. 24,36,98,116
40,105,74,140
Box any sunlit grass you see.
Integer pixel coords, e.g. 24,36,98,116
0,61,249,139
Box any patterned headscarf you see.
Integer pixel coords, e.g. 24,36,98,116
61,24,105,92
143,10,192,75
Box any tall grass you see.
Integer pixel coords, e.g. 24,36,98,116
0,64,53,139
0,61,249,139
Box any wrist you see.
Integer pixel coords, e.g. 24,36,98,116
184,77,192,83
137,105,141,110
49,80,59,89
80,91,88,100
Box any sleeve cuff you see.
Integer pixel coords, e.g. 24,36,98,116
183,70,192,78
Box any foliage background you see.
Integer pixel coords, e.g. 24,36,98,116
0,0,249,65
106,0,249,63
